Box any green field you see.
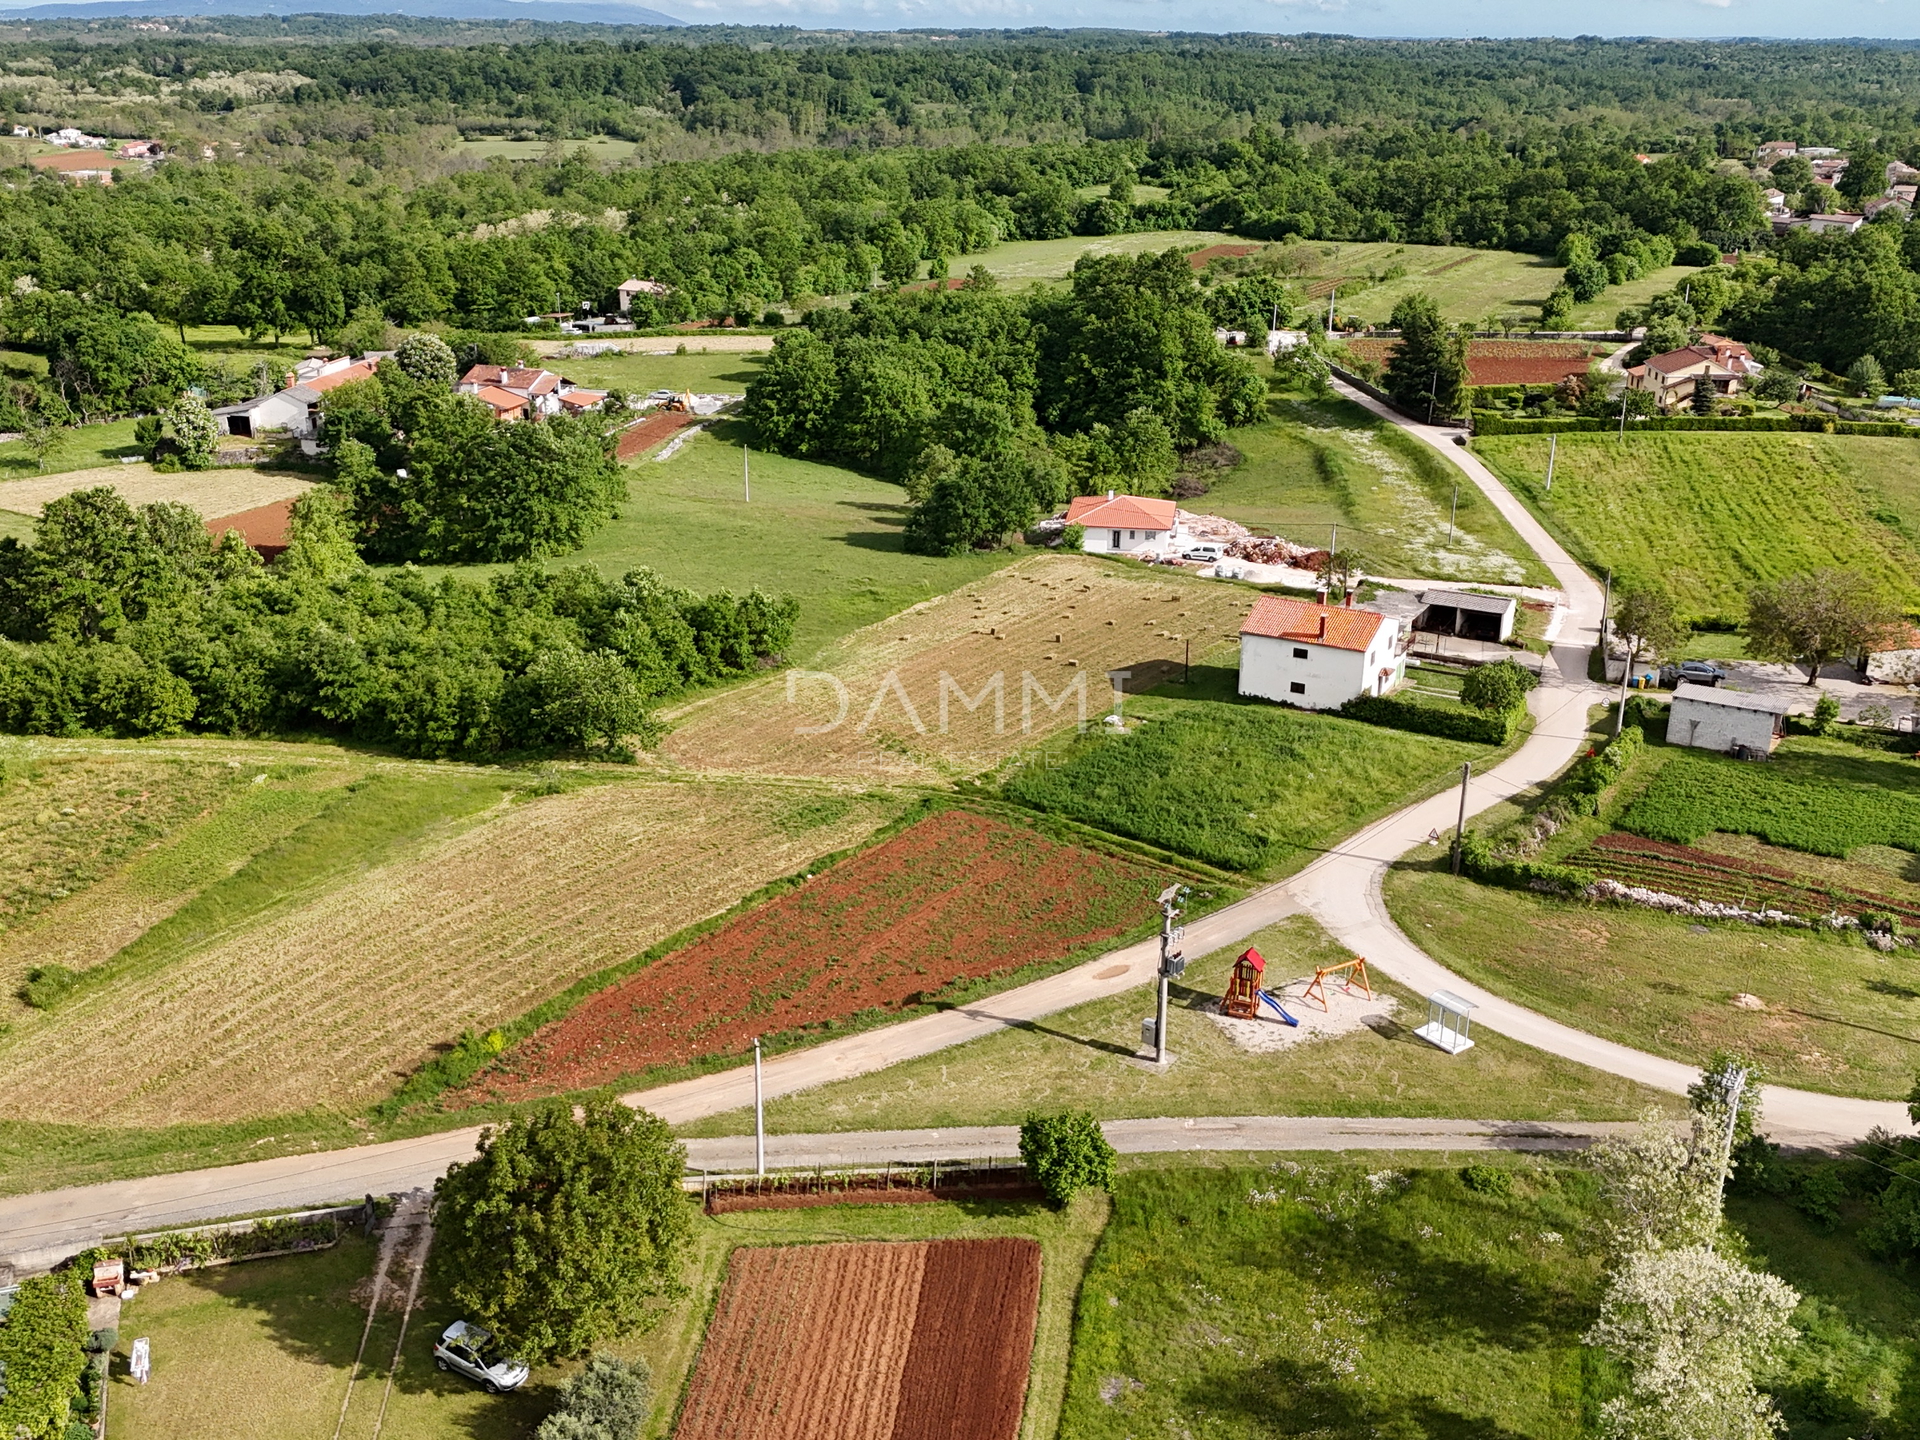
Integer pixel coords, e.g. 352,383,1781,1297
458,136,644,163
105,1190,1108,1440
949,229,1239,286
0,415,143,479
677,912,1670,1138
1475,431,1920,621
1206,390,1552,584
577,416,1028,662
545,349,765,395
1001,686,1494,875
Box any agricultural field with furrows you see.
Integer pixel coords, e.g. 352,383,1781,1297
651,555,1254,782
677,1239,1041,1440
1204,394,1550,586
461,808,1168,1104
1001,691,1493,875
0,772,895,1127
1473,432,1920,621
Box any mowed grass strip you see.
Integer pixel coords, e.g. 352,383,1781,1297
1002,700,1489,876
1383,857,1920,1099
1059,1161,1608,1439
676,914,1672,1139
466,809,1167,1104
1474,431,1920,620
654,554,1253,782
0,779,895,1126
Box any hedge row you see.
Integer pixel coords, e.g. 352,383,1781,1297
1339,693,1521,745
1457,831,1596,897
1471,410,1920,438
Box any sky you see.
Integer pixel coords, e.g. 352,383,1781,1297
668,0,1920,39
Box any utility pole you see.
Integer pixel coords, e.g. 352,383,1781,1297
1450,763,1471,876
1714,1065,1750,1201
1427,369,1439,426
744,443,750,503
753,1036,765,1176
1326,286,1337,334
1545,432,1557,493
1153,885,1189,1066
1447,481,1458,542
1600,567,1613,666
1330,525,1337,558
1618,387,1629,436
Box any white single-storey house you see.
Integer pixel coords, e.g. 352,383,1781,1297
1666,682,1791,754
616,278,672,312
1065,492,1180,555
211,385,319,439
1238,594,1407,710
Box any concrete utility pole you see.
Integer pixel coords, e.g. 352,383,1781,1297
1618,388,1629,436
1327,286,1337,333
1600,567,1613,667
753,1036,765,1176
1153,885,1189,1066
1448,481,1458,542
1714,1065,1750,1200
1545,432,1557,493
744,444,750,503
1450,762,1471,876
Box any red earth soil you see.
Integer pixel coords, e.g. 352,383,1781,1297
674,1239,1042,1440
1341,338,1603,387
204,499,294,560
1187,243,1261,269
1580,832,1920,923
615,409,701,460
463,810,1164,1102
891,1239,1042,1440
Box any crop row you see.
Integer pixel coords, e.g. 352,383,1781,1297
1616,753,1920,858
1577,835,1920,924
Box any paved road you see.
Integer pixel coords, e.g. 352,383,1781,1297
1,390,1901,1264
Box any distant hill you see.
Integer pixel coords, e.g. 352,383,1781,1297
0,0,683,24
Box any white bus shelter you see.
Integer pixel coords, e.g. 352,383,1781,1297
1415,990,1478,1055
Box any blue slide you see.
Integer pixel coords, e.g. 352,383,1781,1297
1258,990,1299,1026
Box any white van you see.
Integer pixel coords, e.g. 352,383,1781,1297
1181,542,1227,563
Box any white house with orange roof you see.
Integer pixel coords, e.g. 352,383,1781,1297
1238,594,1408,710
1064,492,1180,555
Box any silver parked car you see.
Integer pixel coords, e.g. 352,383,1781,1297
433,1320,530,1393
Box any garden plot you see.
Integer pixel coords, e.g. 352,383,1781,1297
463,809,1166,1103
0,464,312,518
0,780,892,1126
676,1238,1041,1440
654,555,1252,782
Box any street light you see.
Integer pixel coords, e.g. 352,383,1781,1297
1153,884,1189,1065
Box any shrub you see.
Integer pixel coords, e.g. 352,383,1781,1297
1864,1159,1920,1258
536,1353,652,1440
1019,1110,1117,1207
1340,692,1520,745
165,392,219,470
1562,725,1643,814
0,1273,90,1440
1058,522,1085,550
1460,657,1537,714
20,963,79,1009
1812,693,1841,736
1675,240,1722,266
1456,830,1596,897
1461,1163,1515,1195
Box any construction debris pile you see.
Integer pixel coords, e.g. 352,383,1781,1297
1176,510,1252,544
640,389,740,416
1224,535,1323,569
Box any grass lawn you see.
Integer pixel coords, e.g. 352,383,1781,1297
0,416,143,479
106,1191,1108,1440
574,417,1028,662
1001,678,1499,876
1060,1157,1610,1439
676,913,1673,1138
1473,431,1920,621
1203,390,1551,586
950,229,1238,287
1384,855,1920,1100
545,349,765,396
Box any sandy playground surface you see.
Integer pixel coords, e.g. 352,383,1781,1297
1202,973,1399,1054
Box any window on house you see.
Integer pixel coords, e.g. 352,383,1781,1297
1288,681,1306,695
1292,647,1308,659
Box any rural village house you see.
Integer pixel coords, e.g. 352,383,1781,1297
1238,594,1408,710
458,365,604,420
1806,212,1865,235
1666,683,1791,754
1625,334,1762,409
616,278,672,312
1065,492,1181,555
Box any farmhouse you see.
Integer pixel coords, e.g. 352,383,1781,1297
1626,334,1762,409
1807,212,1864,234
211,385,320,440
459,365,568,417
1065,492,1181,555
1238,594,1407,710
616,277,672,312
47,127,105,147
1666,683,1790,754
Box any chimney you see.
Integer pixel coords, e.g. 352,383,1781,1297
1315,585,1328,605
1107,488,1115,500
1343,587,1355,607
1317,613,1327,639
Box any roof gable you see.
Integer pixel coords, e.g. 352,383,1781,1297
1240,595,1385,653
1064,493,1179,531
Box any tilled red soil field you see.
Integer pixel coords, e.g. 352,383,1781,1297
675,1239,1041,1440
463,810,1164,1101
616,409,700,459
1578,832,1920,924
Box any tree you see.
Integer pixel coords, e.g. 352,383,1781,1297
20,413,67,474
1745,568,1898,684
1539,284,1575,330
1610,586,1688,732
1019,1111,1117,1207
1461,657,1537,714
508,645,652,755
0,1272,89,1440
1381,294,1467,416
1564,258,1611,303
393,331,459,390
1314,547,1369,599
1585,1245,1799,1440
165,393,219,471
275,486,362,583
433,1100,691,1363
1848,353,1888,397
536,1354,651,1440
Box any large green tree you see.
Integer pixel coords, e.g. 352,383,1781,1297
433,1100,692,1362
1381,294,1470,417
1745,568,1898,685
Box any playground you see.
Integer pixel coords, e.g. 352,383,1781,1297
1205,950,1394,1054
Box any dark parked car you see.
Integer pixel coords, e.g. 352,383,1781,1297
1678,661,1729,686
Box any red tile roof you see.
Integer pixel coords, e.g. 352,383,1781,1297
1064,493,1179,531
460,365,560,394
1240,595,1384,653
473,384,528,417
304,361,379,394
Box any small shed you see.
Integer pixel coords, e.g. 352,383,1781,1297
1416,589,1516,643
1667,682,1791,754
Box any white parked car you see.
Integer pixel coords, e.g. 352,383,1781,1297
433,1321,529,1393
1181,542,1226,562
